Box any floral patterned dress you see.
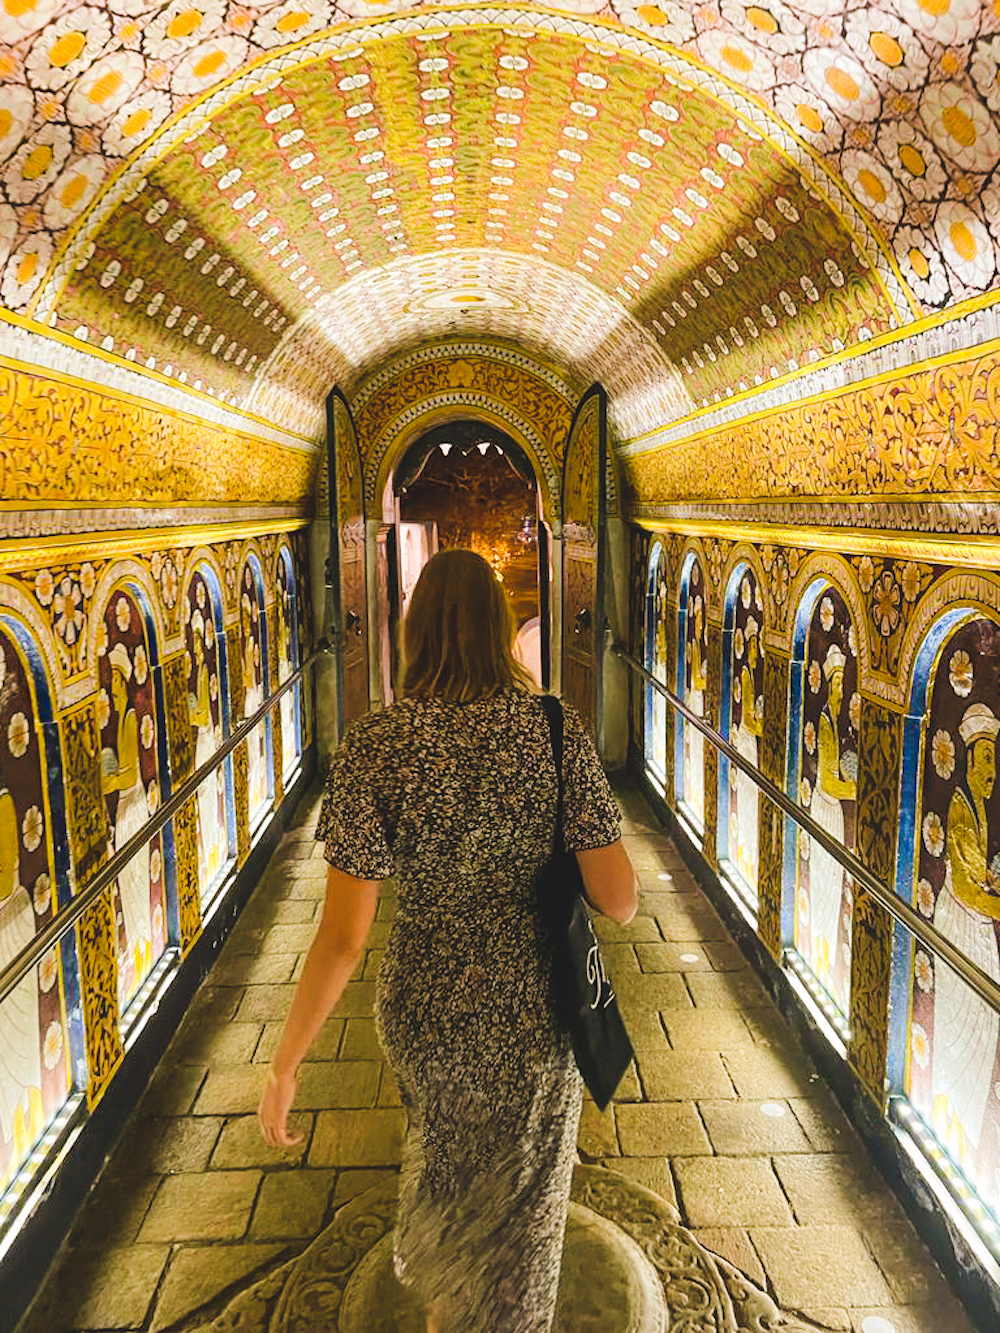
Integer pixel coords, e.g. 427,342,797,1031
317,688,621,1333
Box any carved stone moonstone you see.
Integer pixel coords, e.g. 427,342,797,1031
185,1165,829,1333
339,1204,667,1333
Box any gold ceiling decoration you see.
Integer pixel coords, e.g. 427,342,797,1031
2,2,998,440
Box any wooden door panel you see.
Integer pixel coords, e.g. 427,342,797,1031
561,384,606,741
327,388,369,738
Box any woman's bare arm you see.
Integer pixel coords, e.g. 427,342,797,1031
258,864,379,1146
575,839,638,924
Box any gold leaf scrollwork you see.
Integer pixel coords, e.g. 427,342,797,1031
848,698,901,1103
757,651,789,959
234,739,250,864
77,889,122,1108
174,796,202,955
163,652,194,786
63,701,109,893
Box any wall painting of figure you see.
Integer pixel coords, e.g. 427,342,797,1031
679,556,707,830
98,590,166,1011
794,585,858,1020
184,570,229,905
906,616,1000,1219
727,567,764,897
239,558,270,830
275,547,300,782
0,626,72,1197
644,542,669,788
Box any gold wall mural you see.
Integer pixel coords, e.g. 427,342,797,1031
0,520,312,1202
622,340,1000,514
632,516,1000,1233
1,357,318,515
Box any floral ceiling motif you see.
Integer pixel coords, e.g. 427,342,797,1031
2,1,999,441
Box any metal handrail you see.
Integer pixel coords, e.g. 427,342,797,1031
0,650,320,1008
615,645,1000,1017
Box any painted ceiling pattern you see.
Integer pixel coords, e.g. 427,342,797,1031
1,0,1000,443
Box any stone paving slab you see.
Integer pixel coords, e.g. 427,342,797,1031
253,1016,344,1063
51,1245,170,1331
139,1170,262,1242
750,1224,895,1308
149,1243,287,1332
616,1102,713,1156
773,1152,906,1226
659,1008,757,1050
211,1114,312,1168
309,1108,406,1167
249,1170,337,1240
674,1156,793,1227
692,1226,767,1287
698,1099,814,1154
636,1048,736,1101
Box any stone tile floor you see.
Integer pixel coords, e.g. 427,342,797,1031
17,778,982,1333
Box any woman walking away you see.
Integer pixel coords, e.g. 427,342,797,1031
258,548,637,1333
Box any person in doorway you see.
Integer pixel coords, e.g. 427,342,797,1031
258,548,637,1333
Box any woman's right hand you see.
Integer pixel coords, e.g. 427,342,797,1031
257,1068,305,1148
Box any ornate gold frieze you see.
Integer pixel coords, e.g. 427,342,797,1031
2,360,317,510
622,346,1000,510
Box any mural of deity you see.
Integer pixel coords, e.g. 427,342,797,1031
240,560,268,827
729,570,764,892
907,618,1000,1212
795,586,858,1017
99,591,165,1010
275,550,299,780
0,629,69,1193
185,572,227,900
645,544,669,785
682,559,707,827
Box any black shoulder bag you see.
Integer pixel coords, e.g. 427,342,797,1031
538,693,634,1111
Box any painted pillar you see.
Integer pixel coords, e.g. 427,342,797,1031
849,696,903,1106
162,650,200,955
64,701,122,1107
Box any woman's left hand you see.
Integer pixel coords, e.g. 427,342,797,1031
258,1068,304,1147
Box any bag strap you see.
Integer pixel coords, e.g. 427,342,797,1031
540,693,566,857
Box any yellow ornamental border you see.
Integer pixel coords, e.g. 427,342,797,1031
621,338,1000,507
631,519,1000,580
0,519,311,578
2,359,319,511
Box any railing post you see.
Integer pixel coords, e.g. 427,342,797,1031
228,624,251,864
269,624,284,808
663,594,678,808
703,621,721,871
757,647,789,960
163,648,201,953
848,696,903,1107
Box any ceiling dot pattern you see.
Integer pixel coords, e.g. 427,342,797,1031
1,1,999,441
13,21,895,430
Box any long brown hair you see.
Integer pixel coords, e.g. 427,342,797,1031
402,549,534,702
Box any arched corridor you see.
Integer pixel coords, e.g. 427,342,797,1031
4,0,1000,1327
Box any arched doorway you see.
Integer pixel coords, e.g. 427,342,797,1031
382,419,549,697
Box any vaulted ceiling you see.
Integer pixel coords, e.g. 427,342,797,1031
2,1,998,442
